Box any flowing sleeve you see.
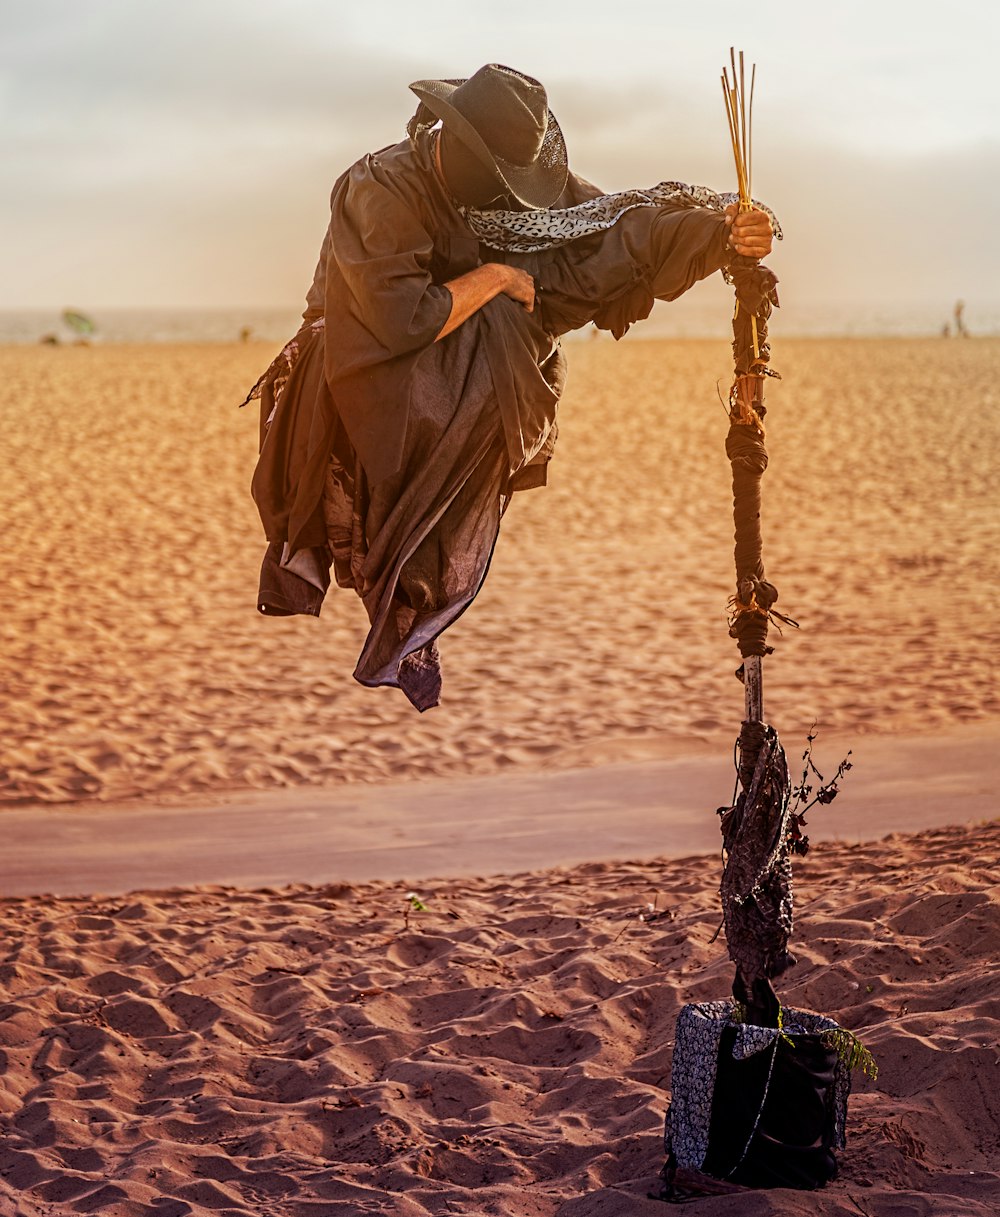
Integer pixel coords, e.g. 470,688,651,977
325,155,453,370
536,205,730,339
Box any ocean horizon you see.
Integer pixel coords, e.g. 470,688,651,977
2,298,998,346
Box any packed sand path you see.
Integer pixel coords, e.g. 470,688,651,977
1,725,996,898
1,823,998,1215
2,337,999,807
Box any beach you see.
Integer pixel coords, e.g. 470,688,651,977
2,825,997,1215
2,337,998,806
1,336,998,1214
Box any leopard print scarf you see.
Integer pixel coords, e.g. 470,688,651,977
462,181,782,253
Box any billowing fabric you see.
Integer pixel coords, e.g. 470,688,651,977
247,315,512,710
463,181,783,253
302,130,563,486
248,127,738,707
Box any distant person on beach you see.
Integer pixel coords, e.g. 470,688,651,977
245,64,775,710
953,299,968,338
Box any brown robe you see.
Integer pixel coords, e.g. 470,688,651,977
249,129,732,709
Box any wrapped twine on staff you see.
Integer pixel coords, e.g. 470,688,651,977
719,49,791,711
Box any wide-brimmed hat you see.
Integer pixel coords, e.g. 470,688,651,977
409,63,568,210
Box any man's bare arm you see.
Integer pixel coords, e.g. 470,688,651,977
435,263,535,341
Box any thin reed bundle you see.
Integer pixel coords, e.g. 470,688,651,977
721,48,755,210
722,48,764,361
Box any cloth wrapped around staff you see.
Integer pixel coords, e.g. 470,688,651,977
725,256,782,661
716,252,799,1016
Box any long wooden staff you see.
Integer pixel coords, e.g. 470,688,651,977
720,49,786,732
718,51,796,1015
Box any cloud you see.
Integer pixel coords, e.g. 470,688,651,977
2,4,998,310
2,7,423,189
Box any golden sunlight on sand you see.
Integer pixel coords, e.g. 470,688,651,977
1,338,997,805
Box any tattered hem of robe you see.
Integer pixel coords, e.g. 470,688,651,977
250,316,519,712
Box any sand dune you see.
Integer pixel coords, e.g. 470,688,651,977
1,337,998,806
1,822,997,1215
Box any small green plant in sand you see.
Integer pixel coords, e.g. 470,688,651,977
404,890,427,930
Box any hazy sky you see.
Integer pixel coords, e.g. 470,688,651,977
3,0,998,312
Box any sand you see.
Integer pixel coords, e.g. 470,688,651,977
1,823,997,1215
2,335,999,1214
1,337,998,805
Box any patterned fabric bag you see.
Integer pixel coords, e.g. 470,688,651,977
661,1001,851,1198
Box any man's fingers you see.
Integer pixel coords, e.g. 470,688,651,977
729,211,773,257
500,266,536,310
516,277,536,311
732,216,772,236
734,228,772,243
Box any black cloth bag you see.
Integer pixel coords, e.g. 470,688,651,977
700,1024,840,1189
660,1000,849,1200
